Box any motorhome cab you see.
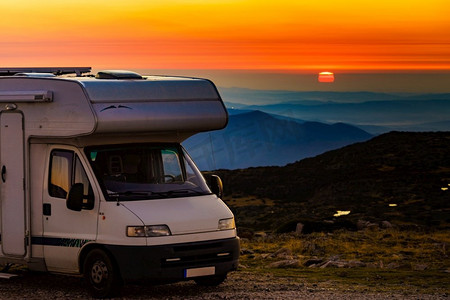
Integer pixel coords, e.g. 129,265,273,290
0,67,239,298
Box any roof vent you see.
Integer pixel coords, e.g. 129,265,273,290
96,70,143,80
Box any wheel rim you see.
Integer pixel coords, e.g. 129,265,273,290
91,260,109,285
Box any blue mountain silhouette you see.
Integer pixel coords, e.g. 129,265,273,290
184,110,372,170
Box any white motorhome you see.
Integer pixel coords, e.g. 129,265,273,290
0,67,239,298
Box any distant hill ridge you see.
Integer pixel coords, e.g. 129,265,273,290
220,89,450,133
242,100,450,129
213,131,450,230
184,110,372,170
220,87,450,104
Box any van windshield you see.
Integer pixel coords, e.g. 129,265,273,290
84,144,211,201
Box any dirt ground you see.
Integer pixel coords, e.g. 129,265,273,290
0,269,448,299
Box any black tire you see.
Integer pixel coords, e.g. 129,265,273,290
194,274,227,286
83,249,122,298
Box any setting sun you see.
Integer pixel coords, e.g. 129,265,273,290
318,72,335,83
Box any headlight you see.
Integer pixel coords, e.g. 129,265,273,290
127,226,146,237
218,218,235,230
127,225,171,237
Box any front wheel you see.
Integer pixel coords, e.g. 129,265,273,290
83,249,122,298
194,274,227,286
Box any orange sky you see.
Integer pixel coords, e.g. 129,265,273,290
1,0,449,73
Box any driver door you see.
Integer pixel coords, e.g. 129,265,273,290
42,147,98,273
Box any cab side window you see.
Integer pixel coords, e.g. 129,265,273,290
49,150,94,209
49,150,73,199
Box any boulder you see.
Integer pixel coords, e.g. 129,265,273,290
366,223,379,231
271,247,293,259
357,220,368,230
295,223,304,234
347,260,366,268
268,259,300,268
240,248,255,255
313,259,366,268
254,231,267,238
303,258,324,267
413,263,428,271
380,221,393,229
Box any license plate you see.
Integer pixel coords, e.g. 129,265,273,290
184,266,215,278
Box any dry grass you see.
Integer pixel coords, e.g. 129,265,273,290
239,229,450,293
242,229,449,266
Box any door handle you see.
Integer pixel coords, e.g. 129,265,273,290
43,203,52,216
1,165,5,183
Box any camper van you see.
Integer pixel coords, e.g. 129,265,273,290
0,67,239,298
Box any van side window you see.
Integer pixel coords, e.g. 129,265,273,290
49,150,95,209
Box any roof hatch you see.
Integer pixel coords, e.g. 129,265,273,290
96,70,143,80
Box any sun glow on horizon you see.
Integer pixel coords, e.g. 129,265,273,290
1,0,449,73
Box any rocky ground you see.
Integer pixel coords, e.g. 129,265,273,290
0,268,448,299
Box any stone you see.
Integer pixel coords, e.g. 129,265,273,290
319,261,333,268
357,220,368,230
254,231,267,238
386,262,400,269
295,223,304,234
328,255,341,261
380,221,393,229
366,223,379,231
365,262,379,269
413,263,428,271
268,259,300,268
303,259,323,267
271,247,293,259
241,248,255,255
317,259,366,268
347,260,366,268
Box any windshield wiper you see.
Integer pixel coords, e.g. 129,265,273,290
107,189,208,201
108,191,151,197
167,189,207,196
107,191,164,200
149,189,208,198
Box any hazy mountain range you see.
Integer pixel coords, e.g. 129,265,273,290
183,89,450,170
220,88,450,133
219,87,450,104
184,110,372,170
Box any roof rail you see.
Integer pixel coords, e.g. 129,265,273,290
0,67,91,77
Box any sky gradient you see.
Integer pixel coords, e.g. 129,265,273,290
1,0,450,92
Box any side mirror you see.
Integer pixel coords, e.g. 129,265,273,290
66,183,83,211
210,175,223,199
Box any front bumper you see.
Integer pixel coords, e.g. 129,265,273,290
104,237,240,282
